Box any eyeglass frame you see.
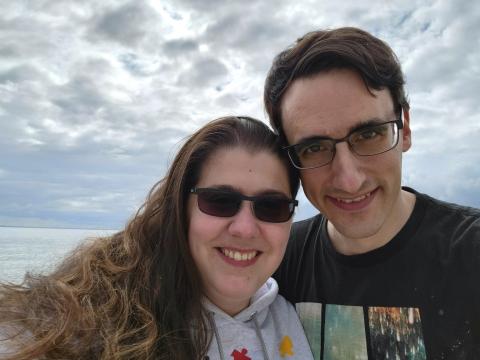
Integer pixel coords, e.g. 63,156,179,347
283,112,404,170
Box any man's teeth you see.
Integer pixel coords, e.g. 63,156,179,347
222,248,257,261
337,192,371,203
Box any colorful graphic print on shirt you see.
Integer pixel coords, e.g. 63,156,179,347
296,303,426,360
231,348,251,360
228,335,297,359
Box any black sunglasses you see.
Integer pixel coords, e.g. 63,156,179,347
190,187,298,223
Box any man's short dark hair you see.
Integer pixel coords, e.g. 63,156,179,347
264,27,410,135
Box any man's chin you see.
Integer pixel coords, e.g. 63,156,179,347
326,215,384,244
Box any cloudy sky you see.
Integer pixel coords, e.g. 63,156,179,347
1,0,479,229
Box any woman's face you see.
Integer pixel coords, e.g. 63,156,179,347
187,146,294,316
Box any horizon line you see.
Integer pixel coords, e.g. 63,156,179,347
0,225,119,231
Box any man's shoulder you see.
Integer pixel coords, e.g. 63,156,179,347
408,188,480,251
412,188,480,220
278,214,324,267
290,214,324,244
292,213,324,232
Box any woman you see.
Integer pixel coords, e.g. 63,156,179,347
0,116,313,359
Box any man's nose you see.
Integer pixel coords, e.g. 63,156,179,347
329,142,366,193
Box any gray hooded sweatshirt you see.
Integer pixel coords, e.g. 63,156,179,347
203,278,313,360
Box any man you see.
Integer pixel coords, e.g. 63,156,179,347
265,27,480,359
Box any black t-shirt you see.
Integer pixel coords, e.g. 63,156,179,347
275,188,480,359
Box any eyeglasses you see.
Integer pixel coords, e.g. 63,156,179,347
190,187,298,223
284,115,404,170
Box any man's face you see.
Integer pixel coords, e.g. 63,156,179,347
280,69,412,242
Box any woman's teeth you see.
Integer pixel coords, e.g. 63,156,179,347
221,248,257,261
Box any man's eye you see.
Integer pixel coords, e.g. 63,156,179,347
305,144,321,153
356,125,388,141
299,142,329,155
358,130,379,140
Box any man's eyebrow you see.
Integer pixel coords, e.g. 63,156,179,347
348,118,387,133
294,117,388,144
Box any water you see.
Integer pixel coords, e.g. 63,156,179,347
0,227,117,283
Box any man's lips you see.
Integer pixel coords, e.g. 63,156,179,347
327,188,378,211
216,247,261,267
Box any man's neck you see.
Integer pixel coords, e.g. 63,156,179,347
327,190,416,255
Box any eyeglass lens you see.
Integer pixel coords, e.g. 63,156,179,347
194,188,295,223
290,121,399,169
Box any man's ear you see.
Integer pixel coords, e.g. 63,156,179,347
401,108,412,152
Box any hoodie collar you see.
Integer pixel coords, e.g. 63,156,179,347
202,277,279,324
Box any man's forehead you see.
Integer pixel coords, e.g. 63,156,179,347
279,71,395,143
283,114,357,141
282,106,397,143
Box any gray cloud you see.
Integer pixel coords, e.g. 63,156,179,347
1,0,479,228
0,64,47,84
89,2,161,47
162,38,199,57
177,57,229,88
169,0,241,13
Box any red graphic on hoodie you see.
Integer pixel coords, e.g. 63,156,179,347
231,348,251,360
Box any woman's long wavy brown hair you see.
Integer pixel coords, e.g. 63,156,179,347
0,116,299,359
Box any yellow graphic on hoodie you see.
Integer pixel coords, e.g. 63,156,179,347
279,335,294,357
